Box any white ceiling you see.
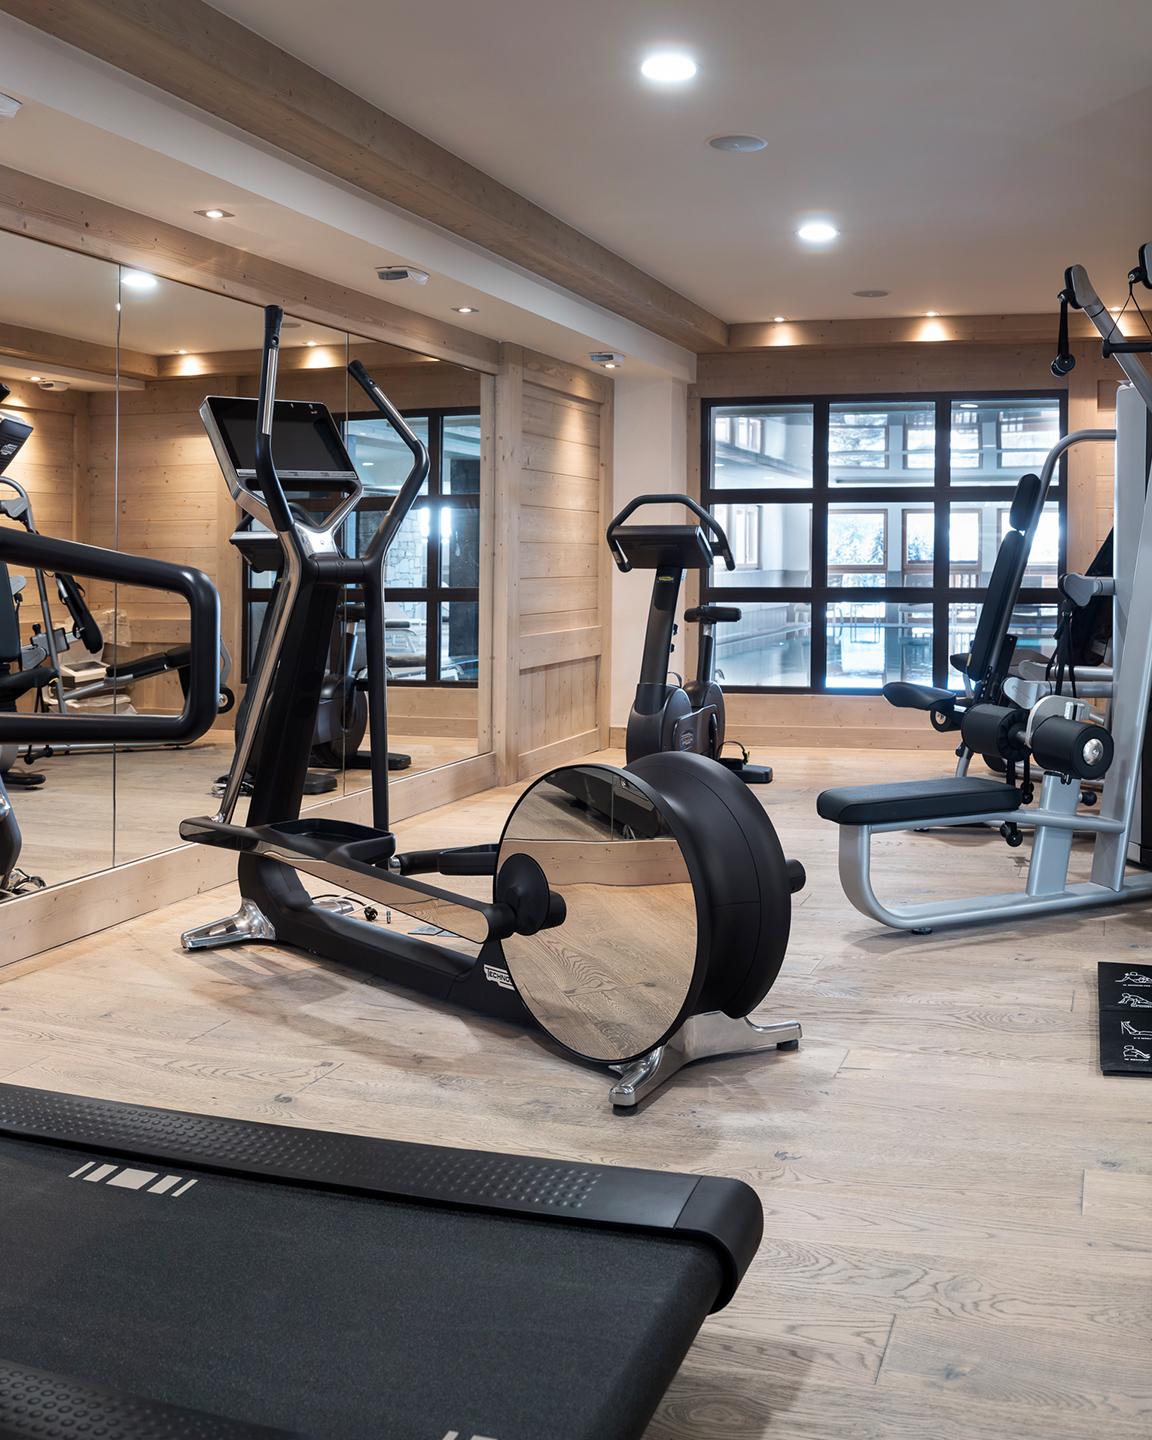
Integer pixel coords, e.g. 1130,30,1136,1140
210,0,1152,322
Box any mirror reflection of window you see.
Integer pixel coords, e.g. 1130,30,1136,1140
345,409,480,685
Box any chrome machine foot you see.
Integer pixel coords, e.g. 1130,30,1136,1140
181,899,276,951
608,1011,803,1110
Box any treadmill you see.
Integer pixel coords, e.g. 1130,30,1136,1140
0,1083,760,1440
0,456,765,1440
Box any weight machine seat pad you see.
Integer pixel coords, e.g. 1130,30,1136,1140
882,680,956,711
0,667,56,701
109,644,191,682
0,1083,759,1440
685,604,742,624
817,776,1022,825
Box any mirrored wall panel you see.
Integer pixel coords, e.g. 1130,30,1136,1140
0,227,492,895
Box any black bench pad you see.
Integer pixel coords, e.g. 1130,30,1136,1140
882,681,956,711
817,776,1022,825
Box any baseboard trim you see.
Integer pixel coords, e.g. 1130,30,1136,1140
0,751,499,969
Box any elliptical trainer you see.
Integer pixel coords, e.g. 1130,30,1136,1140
179,307,803,1109
607,494,771,784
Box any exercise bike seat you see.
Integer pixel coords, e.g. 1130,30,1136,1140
882,681,957,711
685,604,742,625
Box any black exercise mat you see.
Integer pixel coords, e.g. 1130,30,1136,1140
1097,961,1152,1075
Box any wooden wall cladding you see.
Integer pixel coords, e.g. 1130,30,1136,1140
494,347,613,782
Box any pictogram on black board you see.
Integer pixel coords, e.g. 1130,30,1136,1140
1098,962,1152,1074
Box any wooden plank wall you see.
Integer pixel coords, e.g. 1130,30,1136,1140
686,339,1120,751
496,346,613,781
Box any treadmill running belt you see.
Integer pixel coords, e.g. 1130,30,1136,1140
0,1086,762,1440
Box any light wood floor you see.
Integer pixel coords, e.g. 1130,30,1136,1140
7,734,478,888
1,746,1149,1439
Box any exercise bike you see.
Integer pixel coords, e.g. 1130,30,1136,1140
179,307,803,1109
608,494,771,783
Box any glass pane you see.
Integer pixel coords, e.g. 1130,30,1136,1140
384,598,429,682
828,503,935,587
439,498,480,587
346,415,430,493
948,500,1062,588
711,404,814,489
950,398,1061,483
829,402,936,486
443,414,482,492
826,601,934,689
710,502,811,587
441,600,479,682
713,601,811,687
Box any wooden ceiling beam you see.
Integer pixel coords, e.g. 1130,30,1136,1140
0,317,157,379
0,0,728,353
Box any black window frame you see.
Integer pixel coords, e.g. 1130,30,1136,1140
241,405,483,689
700,389,1068,695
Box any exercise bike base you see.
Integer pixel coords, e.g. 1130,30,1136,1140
718,758,773,785
608,1011,802,1109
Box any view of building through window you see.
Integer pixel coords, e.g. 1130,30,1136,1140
703,394,1064,691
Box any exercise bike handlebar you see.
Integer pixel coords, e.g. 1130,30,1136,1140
606,493,735,571
348,359,431,558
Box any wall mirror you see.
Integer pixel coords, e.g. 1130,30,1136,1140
0,226,492,898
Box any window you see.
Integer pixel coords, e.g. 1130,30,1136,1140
702,392,1065,692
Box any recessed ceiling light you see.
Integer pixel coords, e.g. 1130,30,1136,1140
589,350,626,368
27,375,41,383
1110,306,1123,314
121,270,158,291
773,316,787,324
924,310,939,318
708,134,767,153
363,461,375,468
452,306,478,315
796,220,839,246
305,340,318,347
194,208,234,220
640,51,697,84
853,289,889,298
177,349,187,355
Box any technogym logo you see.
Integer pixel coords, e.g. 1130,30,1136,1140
69,1160,198,1196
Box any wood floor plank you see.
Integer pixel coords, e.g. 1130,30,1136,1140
1,745,1149,1439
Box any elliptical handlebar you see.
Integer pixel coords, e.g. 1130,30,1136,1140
348,359,431,560
606,493,735,572
252,306,298,544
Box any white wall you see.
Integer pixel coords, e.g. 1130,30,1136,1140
610,374,690,728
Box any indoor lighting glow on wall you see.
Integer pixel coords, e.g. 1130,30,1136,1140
121,270,158,291
640,51,698,83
